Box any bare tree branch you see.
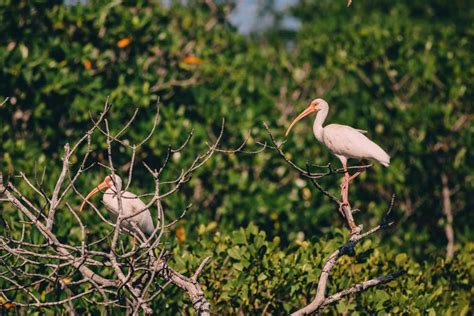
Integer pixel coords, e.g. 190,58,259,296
0,102,216,314
441,173,455,261
0,97,9,107
321,270,406,308
290,200,403,315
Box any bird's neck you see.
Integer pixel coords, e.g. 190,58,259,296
313,108,328,142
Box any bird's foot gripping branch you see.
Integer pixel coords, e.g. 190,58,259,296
0,100,218,315
263,123,405,314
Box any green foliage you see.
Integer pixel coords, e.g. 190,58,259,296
0,0,473,313
164,224,473,314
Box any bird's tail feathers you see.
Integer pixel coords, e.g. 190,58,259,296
377,151,390,167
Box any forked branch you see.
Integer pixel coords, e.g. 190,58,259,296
0,101,216,314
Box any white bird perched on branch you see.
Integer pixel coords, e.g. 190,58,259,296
285,98,390,208
80,175,154,248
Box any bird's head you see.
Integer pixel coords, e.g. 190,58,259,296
285,98,328,136
79,175,122,212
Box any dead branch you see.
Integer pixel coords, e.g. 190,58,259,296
321,270,405,308
0,101,216,314
441,173,455,261
261,125,404,314
291,204,404,315
0,97,9,107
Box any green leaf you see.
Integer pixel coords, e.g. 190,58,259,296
227,246,243,260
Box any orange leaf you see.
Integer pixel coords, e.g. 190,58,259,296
61,277,72,285
3,303,15,309
83,60,92,70
60,277,72,289
117,38,132,48
183,55,203,65
175,226,186,243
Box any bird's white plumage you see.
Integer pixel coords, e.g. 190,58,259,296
309,99,390,167
102,189,155,236
285,98,391,215
81,174,155,237
322,124,390,166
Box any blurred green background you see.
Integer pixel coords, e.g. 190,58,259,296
1,0,473,314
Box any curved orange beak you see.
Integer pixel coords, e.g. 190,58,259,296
285,104,317,136
79,180,109,212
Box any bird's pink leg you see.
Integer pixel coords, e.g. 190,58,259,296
339,162,359,235
340,163,350,207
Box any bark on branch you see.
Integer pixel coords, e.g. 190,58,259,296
0,102,215,314
291,215,405,315
441,173,455,261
